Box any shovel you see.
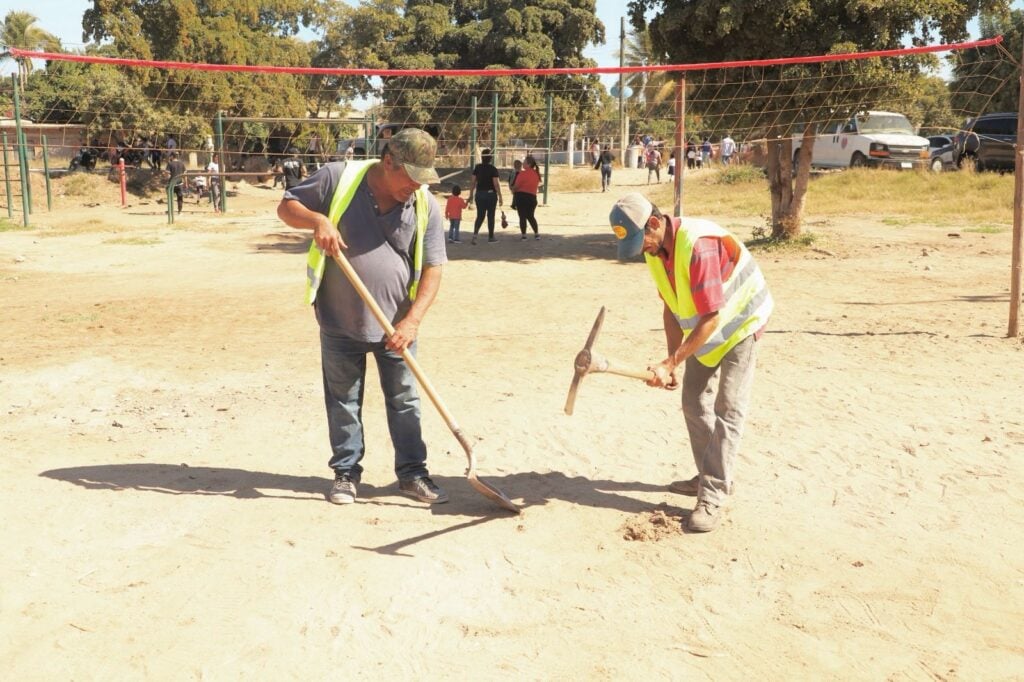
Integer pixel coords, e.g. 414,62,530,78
329,251,520,514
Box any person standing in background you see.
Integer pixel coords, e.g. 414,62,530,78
508,159,522,212
721,134,737,166
306,133,322,172
511,154,541,240
165,152,187,213
598,145,614,192
445,185,468,244
206,152,222,212
281,147,306,190
467,150,503,245
701,138,712,168
646,145,662,184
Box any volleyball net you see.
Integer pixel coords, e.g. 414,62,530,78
5,35,1016,174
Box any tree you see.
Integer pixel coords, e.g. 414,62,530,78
1,11,61,90
620,26,678,143
622,27,674,116
79,0,328,149
950,8,1022,115
24,59,161,140
627,0,1012,239
317,0,607,151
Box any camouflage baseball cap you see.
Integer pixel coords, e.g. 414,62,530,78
388,128,440,184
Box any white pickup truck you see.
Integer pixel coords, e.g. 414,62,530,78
795,111,930,170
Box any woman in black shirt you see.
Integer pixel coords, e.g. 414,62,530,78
468,151,504,244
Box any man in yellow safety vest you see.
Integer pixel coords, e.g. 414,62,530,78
609,193,773,532
276,128,449,507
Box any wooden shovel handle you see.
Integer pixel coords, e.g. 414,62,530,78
329,252,463,439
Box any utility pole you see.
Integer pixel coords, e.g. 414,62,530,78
619,17,626,166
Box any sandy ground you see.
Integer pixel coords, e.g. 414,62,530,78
2,166,1023,680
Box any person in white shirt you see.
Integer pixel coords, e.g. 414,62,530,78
720,134,737,166
206,153,221,212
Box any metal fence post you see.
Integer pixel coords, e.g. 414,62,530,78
2,132,12,219
12,74,30,225
42,135,52,211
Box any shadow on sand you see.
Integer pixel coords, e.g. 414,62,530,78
40,463,684,555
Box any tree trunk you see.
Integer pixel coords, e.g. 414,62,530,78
767,129,815,239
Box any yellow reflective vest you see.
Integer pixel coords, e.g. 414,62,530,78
646,218,773,367
304,160,429,305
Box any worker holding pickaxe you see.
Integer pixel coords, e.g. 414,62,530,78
608,193,773,532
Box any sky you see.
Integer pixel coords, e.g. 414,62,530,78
0,0,628,78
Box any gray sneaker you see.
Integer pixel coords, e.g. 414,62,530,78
688,500,722,532
399,476,449,504
328,473,357,504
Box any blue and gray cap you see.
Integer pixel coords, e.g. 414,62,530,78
388,128,440,185
609,192,653,260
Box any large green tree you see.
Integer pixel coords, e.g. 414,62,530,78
950,8,1023,116
628,0,1012,238
77,0,327,148
317,0,607,150
1,11,61,89
25,59,161,141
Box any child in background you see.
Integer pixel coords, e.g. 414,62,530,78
508,159,523,211
445,185,469,243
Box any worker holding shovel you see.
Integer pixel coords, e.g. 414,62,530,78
276,129,449,507
609,193,773,532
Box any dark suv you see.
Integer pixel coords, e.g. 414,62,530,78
954,112,1017,171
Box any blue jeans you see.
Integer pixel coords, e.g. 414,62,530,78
448,218,461,242
320,332,428,482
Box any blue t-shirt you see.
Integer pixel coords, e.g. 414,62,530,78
283,162,446,342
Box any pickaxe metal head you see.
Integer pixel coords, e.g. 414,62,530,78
564,308,660,416
564,306,606,415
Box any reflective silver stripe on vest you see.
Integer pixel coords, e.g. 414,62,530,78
675,258,761,331
691,286,772,357
307,263,320,292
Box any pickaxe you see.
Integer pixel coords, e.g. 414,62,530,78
564,306,659,416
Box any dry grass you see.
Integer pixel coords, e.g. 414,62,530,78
551,163,1015,233
13,162,1019,238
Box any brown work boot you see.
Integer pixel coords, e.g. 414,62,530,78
688,500,723,532
670,476,735,497
668,475,699,496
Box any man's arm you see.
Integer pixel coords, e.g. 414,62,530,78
388,264,442,352
662,303,683,355
649,309,719,388
276,197,346,257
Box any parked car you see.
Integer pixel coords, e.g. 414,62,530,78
954,112,1017,171
794,111,930,170
927,134,955,172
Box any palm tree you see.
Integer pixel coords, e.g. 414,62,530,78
1,11,62,90
620,27,675,117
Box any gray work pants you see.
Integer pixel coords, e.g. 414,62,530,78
681,335,758,506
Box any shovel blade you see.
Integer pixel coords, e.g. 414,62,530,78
468,473,520,514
